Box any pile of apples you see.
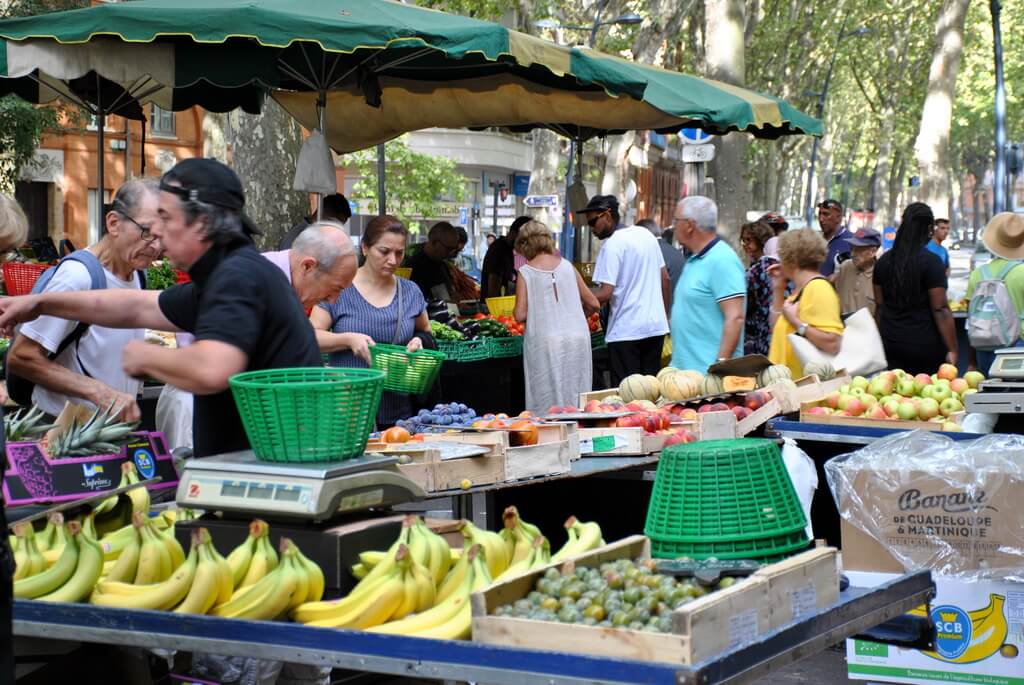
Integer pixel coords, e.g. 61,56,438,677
806,363,983,431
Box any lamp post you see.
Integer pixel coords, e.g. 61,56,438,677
803,21,871,228
534,4,643,261
991,0,1007,214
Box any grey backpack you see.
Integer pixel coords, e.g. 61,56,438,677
968,260,1024,351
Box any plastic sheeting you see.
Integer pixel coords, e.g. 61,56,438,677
826,430,1024,582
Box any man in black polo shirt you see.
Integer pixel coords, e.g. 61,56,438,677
0,159,320,457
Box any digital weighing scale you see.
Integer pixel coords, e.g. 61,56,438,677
176,451,425,522
965,348,1024,415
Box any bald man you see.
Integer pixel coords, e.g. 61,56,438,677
263,222,358,309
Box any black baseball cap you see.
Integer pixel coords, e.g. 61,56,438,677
577,194,619,214
817,198,843,212
848,227,881,247
160,158,260,235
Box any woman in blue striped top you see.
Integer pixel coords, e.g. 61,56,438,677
311,215,430,426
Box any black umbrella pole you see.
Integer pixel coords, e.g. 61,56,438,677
98,112,106,235
377,143,387,215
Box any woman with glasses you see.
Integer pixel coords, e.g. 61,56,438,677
873,202,957,374
740,220,776,356
6,177,163,422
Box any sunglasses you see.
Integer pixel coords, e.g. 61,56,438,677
586,210,609,227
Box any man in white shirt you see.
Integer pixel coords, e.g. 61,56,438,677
8,178,163,421
580,195,670,385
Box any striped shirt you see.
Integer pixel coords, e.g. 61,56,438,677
318,277,426,425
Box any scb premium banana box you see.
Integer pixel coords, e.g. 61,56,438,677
846,571,1023,685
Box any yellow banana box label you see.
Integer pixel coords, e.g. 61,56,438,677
846,572,1024,685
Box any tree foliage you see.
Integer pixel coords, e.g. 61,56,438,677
349,137,468,232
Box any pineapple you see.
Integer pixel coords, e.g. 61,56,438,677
44,402,139,458
4,405,55,442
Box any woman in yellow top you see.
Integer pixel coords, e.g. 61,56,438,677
767,229,844,377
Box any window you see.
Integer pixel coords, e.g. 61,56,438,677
87,188,110,245
150,105,175,136
86,114,111,131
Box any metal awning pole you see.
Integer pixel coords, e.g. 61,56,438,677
564,140,576,262
316,93,326,221
377,143,386,215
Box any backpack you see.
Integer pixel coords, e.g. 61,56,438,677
967,260,1024,352
4,250,145,407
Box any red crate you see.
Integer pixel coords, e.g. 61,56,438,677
2,262,48,296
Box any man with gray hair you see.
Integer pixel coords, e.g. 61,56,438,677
263,222,358,309
670,196,746,371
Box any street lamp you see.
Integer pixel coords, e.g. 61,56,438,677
803,21,872,228
533,2,644,261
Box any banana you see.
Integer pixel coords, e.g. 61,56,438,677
173,532,221,615
924,594,1009,664
551,517,603,562
407,520,433,573
226,520,262,588
436,544,471,603
358,550,386,568
35,516,56,552
240,533,278,588
99,523,138,560
305,571,405,629
500,507,539,565
12,533,27,581
403,552,493,640
212,547,300,621
104,523,141,583
155,522,186,571
281,540,310,609
502,535,550,579
390,548,419,622
92,539,198,611
410,557,436,612
17,524,47,578
122,461,151,515
15,523,80,599
37,526,104,603
80,513,98,541
418,520,452,587
135,514,171,584
459,520,509,580
294,547,324,604
350,563,368,579
94,466,128,516
297,545,411,628
411,524,443,588
368,544,488,636
201,530,234,606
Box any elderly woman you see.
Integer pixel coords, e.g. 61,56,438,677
740,220,776,356
767,229,844,377
1,194,28,684
513,221,599,413
312,215,430,426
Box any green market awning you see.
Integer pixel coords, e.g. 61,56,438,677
0,0,821,144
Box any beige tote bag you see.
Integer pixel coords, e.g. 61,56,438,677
788,307,887,376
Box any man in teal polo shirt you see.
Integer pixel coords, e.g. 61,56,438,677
670,196,746,371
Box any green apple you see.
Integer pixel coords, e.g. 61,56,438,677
918,397,940,420
921,385,935,400
895,378,917,397
869,376,894,397
851,376,870,391
963,370,985,389
940,397,964,417
930,383,952,402
839,384,851,395
891,369,907,379
882,399,901,417
942,421,963,432
896,400,918,421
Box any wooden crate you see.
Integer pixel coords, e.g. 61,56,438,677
577,426,647,455
395,432,508,492
505,423,571,481
799,400,962,431
471,536,839,664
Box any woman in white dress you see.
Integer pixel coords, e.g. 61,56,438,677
513,221,600,413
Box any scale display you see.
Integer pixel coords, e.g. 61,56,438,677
990,350,1024,379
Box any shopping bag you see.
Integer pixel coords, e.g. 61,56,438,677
788,307,886,376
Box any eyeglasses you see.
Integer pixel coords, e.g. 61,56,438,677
586,210,609,228
118,212,160,244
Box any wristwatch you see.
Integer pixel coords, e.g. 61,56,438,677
796,322,809,337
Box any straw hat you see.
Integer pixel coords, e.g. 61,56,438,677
981,212,1024,260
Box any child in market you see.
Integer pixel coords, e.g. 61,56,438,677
834,228,880,318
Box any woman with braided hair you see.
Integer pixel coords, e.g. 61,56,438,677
872,202,957,374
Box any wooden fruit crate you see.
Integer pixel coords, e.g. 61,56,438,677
505,423,571,481
799,400,963,431
471,536,840,665
393,432,507,492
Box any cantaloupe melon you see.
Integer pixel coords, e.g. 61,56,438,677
641,376,661,401
676,369,704,383
602,394,625,406
802,361,836,381
701,374,726,396
723,375,757,392
657,366,679,381
757,364,792,387
660,373,702,401
619,374,648,403
634,399,659,413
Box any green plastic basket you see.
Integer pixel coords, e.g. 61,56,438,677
644,438,808,559
370,343,444,394
483,335,523,358
437,339,490,362
229,367,384,463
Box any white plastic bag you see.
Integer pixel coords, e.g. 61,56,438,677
156,384,193,451
781,437,818,540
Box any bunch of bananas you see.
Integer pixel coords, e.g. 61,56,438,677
500,506,550,566
211,537,323,620
98,512,186,584
14,520,104,602
458,520,510,579
501,534,551,579
226,519,280,589
550,516,605,563
11,522,47,580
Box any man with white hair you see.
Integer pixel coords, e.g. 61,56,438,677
579,195,670,384
262,222,358,309
670,196,746,371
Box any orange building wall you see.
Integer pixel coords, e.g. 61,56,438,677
39,106,205,249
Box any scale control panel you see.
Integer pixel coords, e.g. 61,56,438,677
180,474,325,515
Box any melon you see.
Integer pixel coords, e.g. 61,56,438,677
723,375,757,392
620,374,659,403
701,374,726,396
803,361,836,381
657,366,679,381
676,369,704,383
641,375,662,401
660,373,702,401
634,399,659,413
602,394,625,406
757,364,792,388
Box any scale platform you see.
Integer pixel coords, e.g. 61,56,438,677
176,451,425,522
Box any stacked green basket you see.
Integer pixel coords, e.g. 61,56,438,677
229,367,384,463
370,343,444,393
644,438,809,562
436,339,490,362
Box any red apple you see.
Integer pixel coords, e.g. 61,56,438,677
824,391,842,409
845,398,866,416
584,400,602,413
807,406,832,415
865,405,888,420
937,363,958,381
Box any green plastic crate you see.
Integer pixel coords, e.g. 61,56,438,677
437,339,490,362
648,530,810,562
370,343,444,394
483,335,523,358
229,367,384,463
644,438,808,559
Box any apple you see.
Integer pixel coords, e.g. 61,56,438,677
896,400,919,421
882,399,901,417
845,398,866,416
584,400,603,413
839,384,852,395
929,383,952,402
961,388,978,398
860,394,878,408
709,402,731,412
732,406,752,420
697,404,714,414
725,399,738,409
913,373,933,394
940,397,964,417
745,390,769,410
679,408,698,420
837,394,855,411
921,385,935,400
851,376,870,391
869,376,894,397
941,421,962,432
807,406,832,415
950,378,969,395
918,397,940,420
937,363,958,381
933,377,951,388
963,370,985,389
615,415,638,428
547,405,563,414
833,410,851,417
624,402,645,412
825,391,842,409
895,378,917,397
865,405,888,420
891,368,907,379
